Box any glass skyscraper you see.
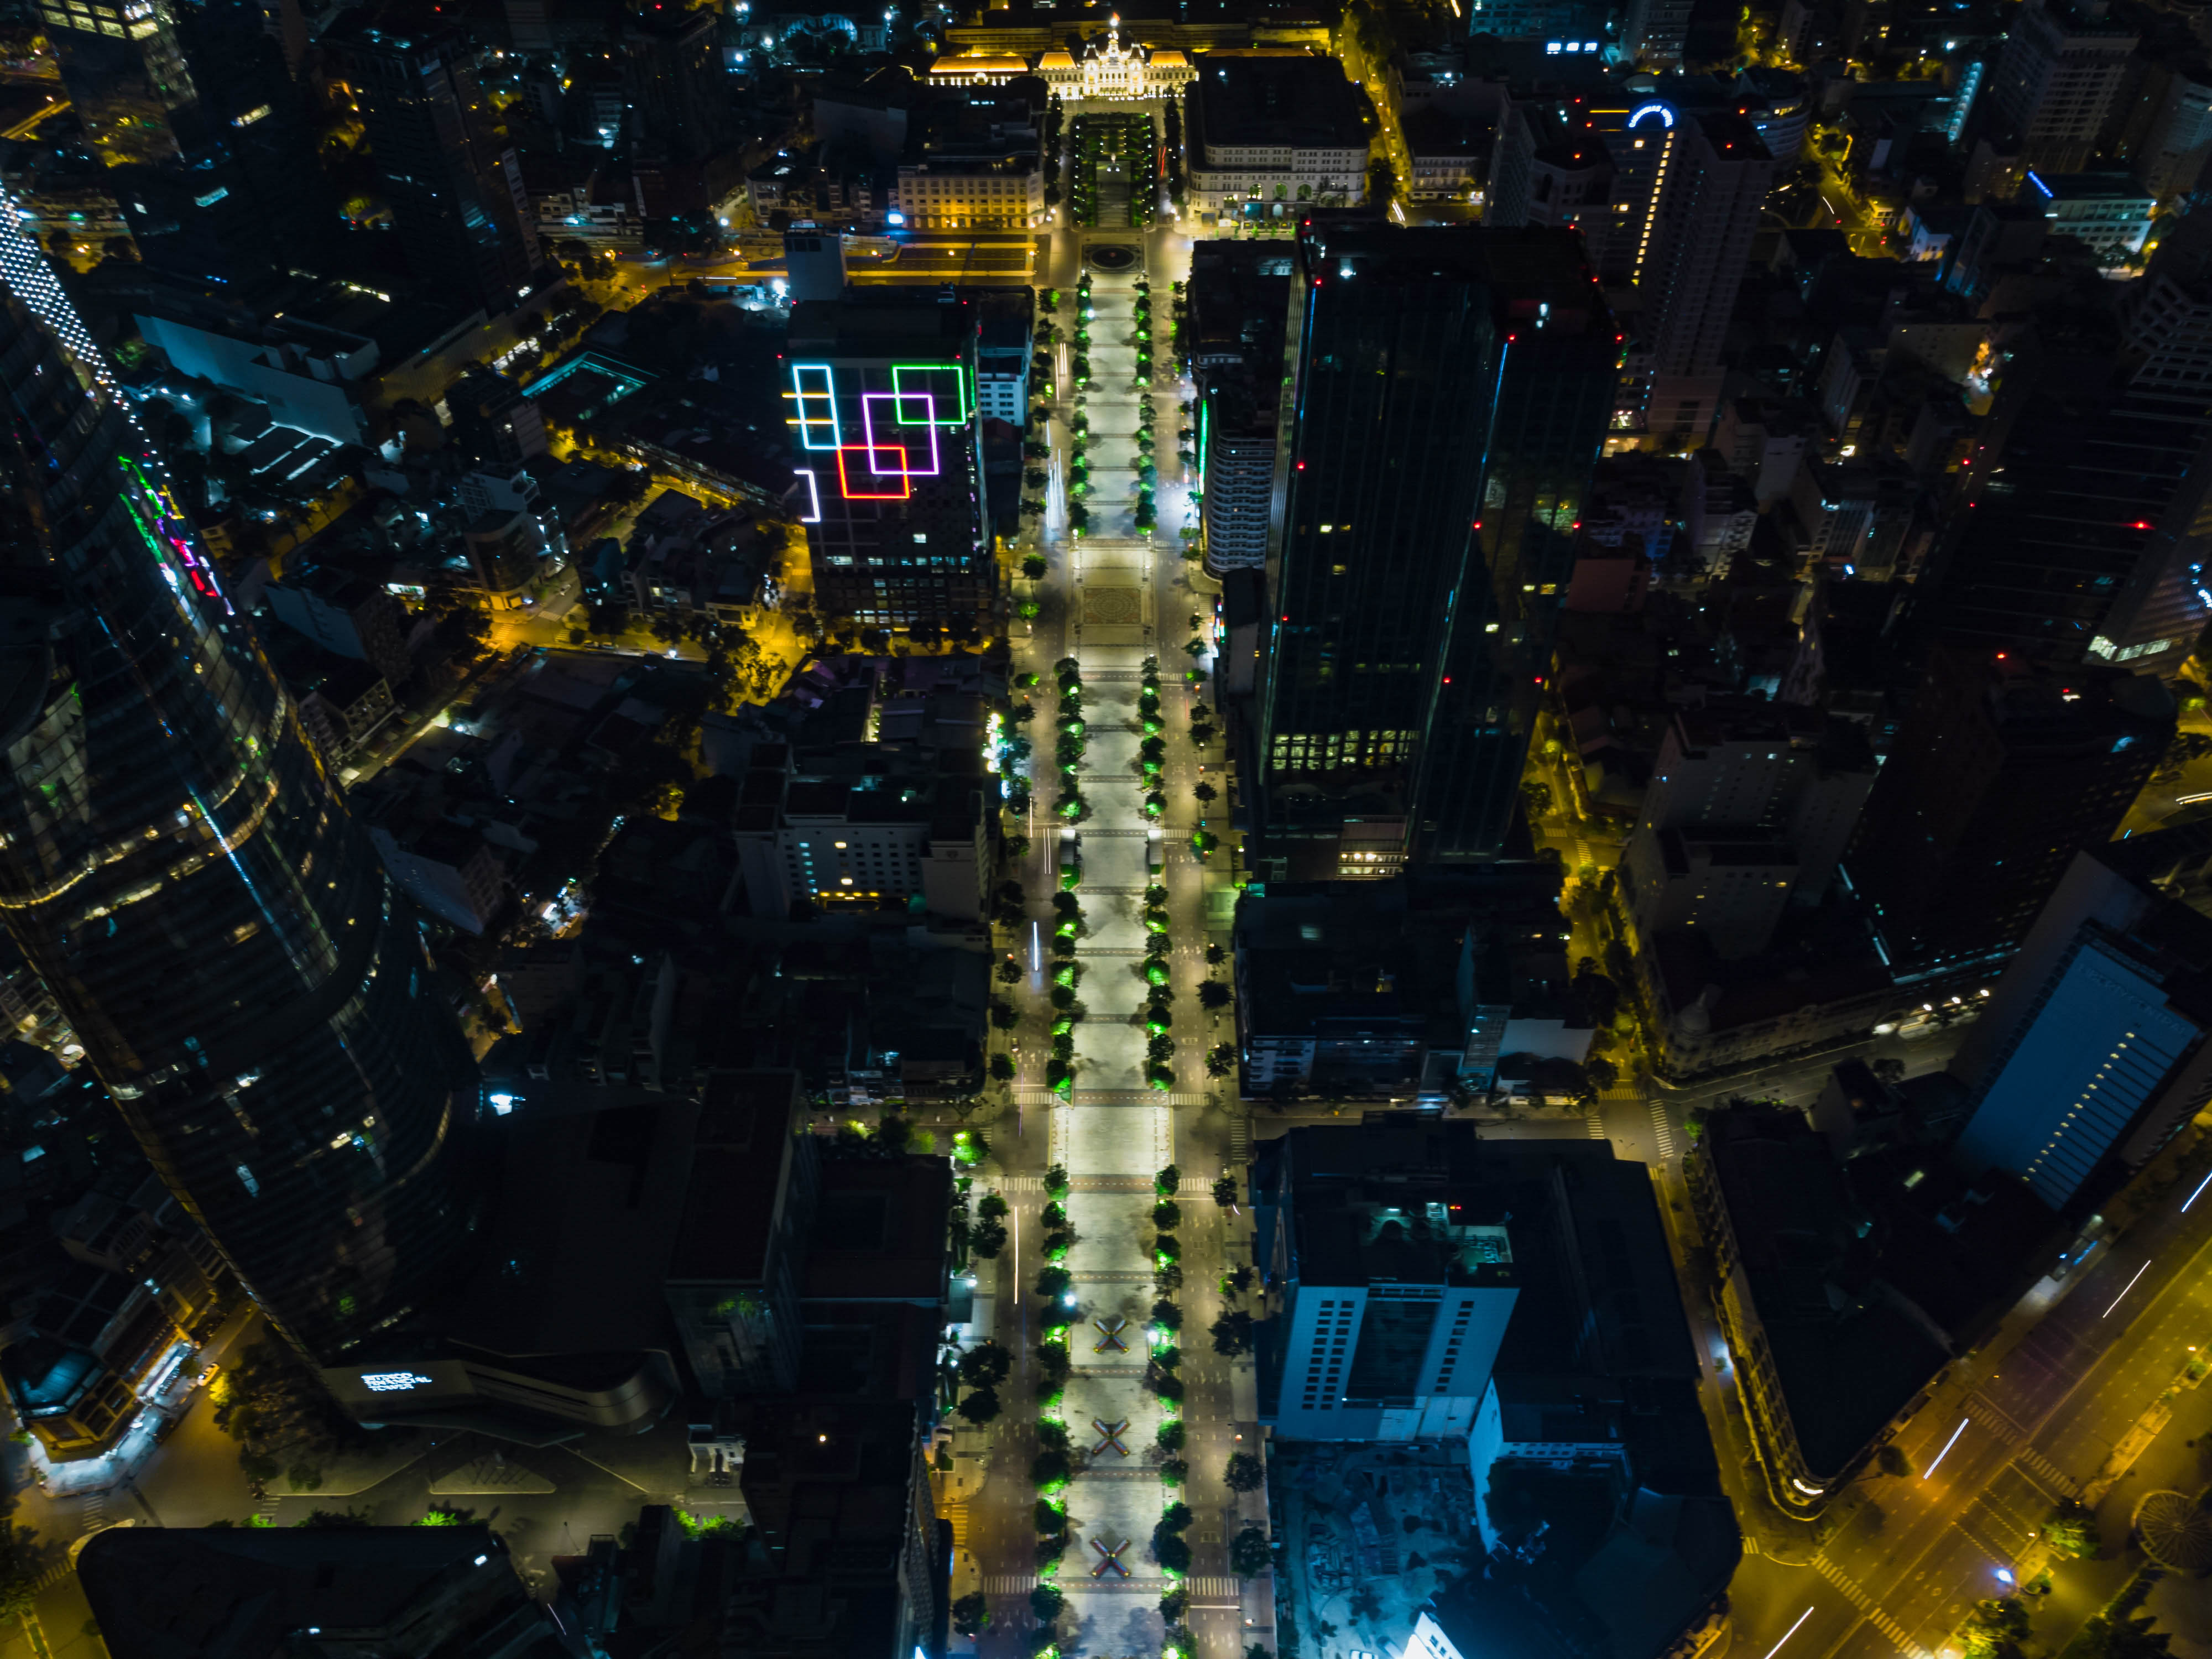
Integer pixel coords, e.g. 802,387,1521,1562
39,0,335,281
0,207,483,1362
1253,224,1618,879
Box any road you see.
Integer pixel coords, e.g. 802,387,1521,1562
945,131,1272,1659
599,229,1040,296
1715,1125,2212,1659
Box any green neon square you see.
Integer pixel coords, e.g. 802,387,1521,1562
891,363,970,426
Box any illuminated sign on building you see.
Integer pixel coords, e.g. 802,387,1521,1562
1627,101,1676,129
788,362,971,502
360,1370,437,1392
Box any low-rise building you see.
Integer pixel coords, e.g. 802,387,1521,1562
1186,53,1372,218
263,562,415,686
1688,1104,2059,1510
1625,828,1799,962
462,508,554,611
2028,169,2156,262
294,656,397,766
1235,888,1433,1098
970,286,1035,426
1188,241,1292,575
369,820,509,935
1403,103,1494,203
731,740,992,922
890,81,1048,230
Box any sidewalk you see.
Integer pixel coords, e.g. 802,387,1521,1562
22,1302,259,1502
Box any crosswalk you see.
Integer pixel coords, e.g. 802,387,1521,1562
1812,1554,1926,1657
1070,1092,1209,1105
1585,1114,1605,1139
984,1574,1242,1597
1968,1403,2082,1500
2010,1446,2081,1500
1648,1102,1677,1160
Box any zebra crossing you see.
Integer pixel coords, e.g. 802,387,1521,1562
2010,1445,2081,1500
1648,1102,1677,1160
984,1574,1242,1598
1585,1113,1605,1139
1812,1554,1926,1658
1963,1396,2083,1497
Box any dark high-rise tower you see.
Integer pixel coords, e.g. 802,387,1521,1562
1251,224,1616,880
0,215,483,1361
42,0,336,281
328,11,541,315
1841,650,2173,980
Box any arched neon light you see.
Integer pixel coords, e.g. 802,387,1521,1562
1628,101,1676,129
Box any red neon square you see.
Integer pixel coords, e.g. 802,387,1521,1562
836,444,912,500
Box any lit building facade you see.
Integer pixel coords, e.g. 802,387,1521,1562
888,161,1045,230
0,206,484,1363
787,291,995,630
1035,19,1193,101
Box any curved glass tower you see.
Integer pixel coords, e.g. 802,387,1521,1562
0,207,483,1362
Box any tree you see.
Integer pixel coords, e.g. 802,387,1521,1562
1199,981,1232,1010
1960,1597,2031,1659
2043,1503,2100,1559
958,1386,1002,1425
1030,1583,1067,1625
951,1592,991,1637
1212,1310,1254,1355
1212,1175,1238,1207
971,1215,1007,1258
1193,780,1217,805
1365,156,1399,208
2157,730,2212,780
990,1053,1015,1081
2081,1615,2173,1659
1224,1451,1265,1492
1521,779,1553,818
1585,1055,1619,1092
0,1525,45,1621
1572,967,1620,1026
1229,1524,1272,1577
959,1340,1012,1389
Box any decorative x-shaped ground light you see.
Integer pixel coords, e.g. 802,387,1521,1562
1092,1316,1129,1354
1091,1416,1130,1458
1090,1536,1131,1579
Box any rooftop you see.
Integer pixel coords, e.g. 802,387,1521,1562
1188,53,1368,152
